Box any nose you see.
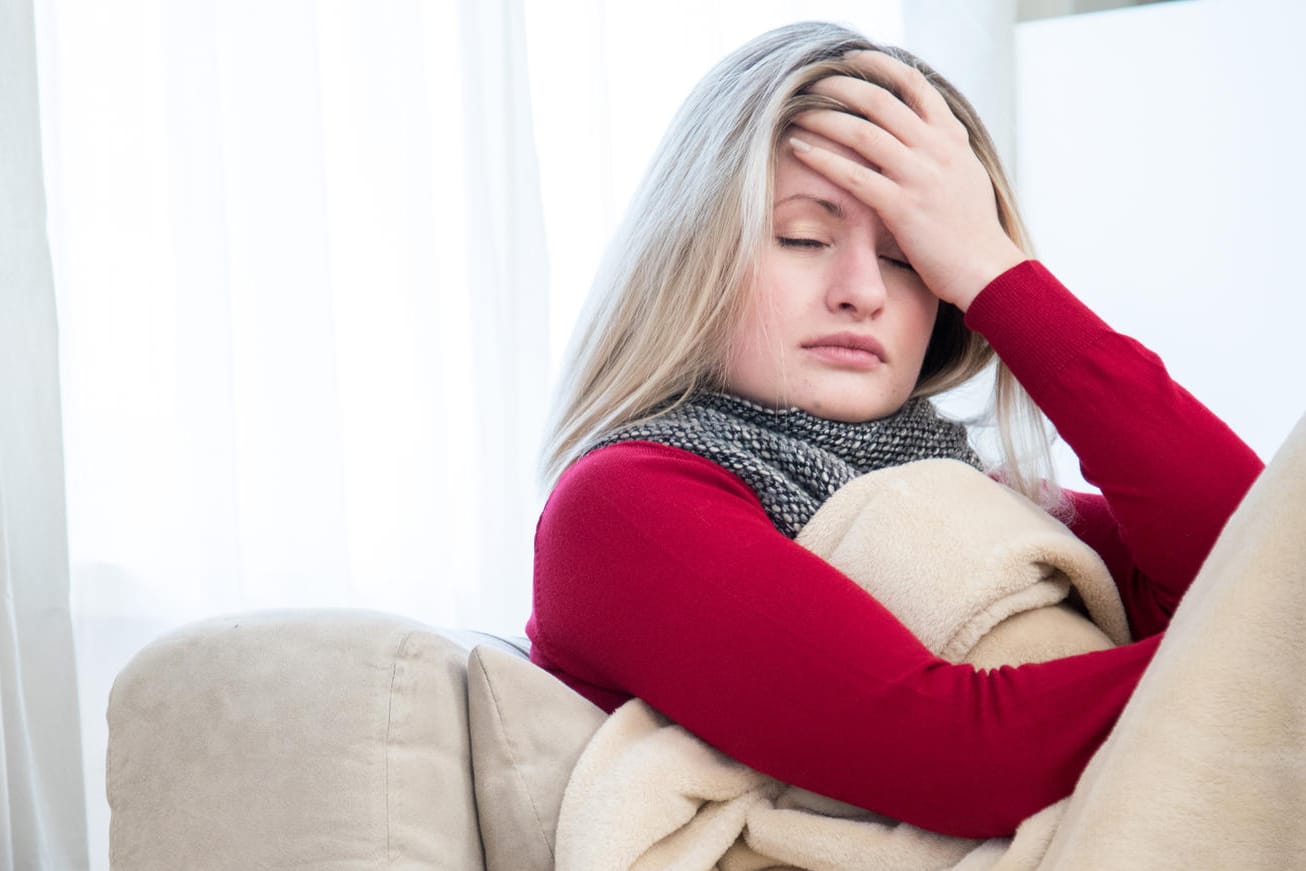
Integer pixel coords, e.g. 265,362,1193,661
825,243,887,319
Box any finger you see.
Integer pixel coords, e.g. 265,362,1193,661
805,76,929,148
788,137,896,213
843,50,955,128
790,110,913,182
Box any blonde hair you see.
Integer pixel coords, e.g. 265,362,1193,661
542,21,1059,508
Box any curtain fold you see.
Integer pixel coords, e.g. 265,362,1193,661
0,0,90,866
36,0,549,863
459,0,551,624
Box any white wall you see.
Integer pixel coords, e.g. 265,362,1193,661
1013,0,1304,487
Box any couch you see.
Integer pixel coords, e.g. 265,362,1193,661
106,608,608,870
108,408,1306,870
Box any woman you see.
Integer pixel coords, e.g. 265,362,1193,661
526,21,1262,839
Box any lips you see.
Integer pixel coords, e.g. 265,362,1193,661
801,332,886,369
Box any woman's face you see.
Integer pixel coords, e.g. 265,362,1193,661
723,130,940,422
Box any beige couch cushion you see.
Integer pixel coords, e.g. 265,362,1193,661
107,609,485,870
468,645,607,871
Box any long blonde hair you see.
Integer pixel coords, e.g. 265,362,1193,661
542,21,1058,506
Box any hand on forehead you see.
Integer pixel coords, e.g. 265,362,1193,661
785,50,953,178
819,50,954,128
784,48,1021,310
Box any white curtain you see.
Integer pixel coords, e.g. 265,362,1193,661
37,0,550,864
1,0,89,867
25,0,1022,865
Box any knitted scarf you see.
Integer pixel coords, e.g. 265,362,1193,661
588,392,983,538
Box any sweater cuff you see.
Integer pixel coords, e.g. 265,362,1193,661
964,260,1114,393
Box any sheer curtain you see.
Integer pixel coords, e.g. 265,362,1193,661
28,0,1021,864
36,0,549,863
1,0,88,867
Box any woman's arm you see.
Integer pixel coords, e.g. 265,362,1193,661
529,441,1162,839
784,51,1264,634
965,261,1265,635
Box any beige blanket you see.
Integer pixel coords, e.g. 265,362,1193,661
556,414,1306,870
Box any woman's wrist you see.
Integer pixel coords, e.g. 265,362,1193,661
946,244,1029,313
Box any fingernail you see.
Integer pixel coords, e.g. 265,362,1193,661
789,137,812,154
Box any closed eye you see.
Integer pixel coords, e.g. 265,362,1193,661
777,237,826,249
881,256,916,273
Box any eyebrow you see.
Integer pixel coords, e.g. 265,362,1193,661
773,194,907,253
774,193,843,218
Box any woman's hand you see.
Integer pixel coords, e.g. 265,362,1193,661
789,51,1026,311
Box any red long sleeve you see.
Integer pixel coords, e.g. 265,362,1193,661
527,260,1262,838
965,260,1264,636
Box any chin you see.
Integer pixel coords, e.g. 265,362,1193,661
796,393,906,423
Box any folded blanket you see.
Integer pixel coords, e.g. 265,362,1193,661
795,458,1128,664
556,417,1306,870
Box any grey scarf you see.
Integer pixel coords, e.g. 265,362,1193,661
588,392,982,538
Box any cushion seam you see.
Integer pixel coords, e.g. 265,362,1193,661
386,630,416,864
480,652,555,861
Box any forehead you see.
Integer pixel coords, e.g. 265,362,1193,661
772,127,878,205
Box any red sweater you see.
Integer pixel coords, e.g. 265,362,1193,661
527,260,1263,838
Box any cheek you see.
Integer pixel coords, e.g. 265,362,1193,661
909,292,941,354
731,273,786,354
723,276,794,397
728,304,781,387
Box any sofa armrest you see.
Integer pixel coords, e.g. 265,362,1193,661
107,608,499,871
